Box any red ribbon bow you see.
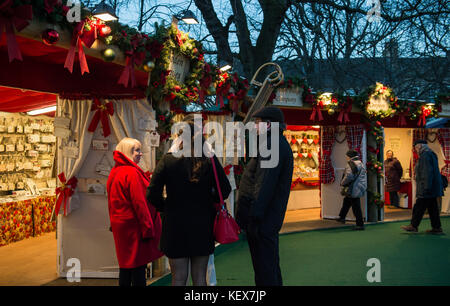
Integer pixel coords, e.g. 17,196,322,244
397,112,407,127
0,1,33,62
88,98,114,137
118,36,145,88
64,20,91,75
337,99,352,123
309,102,324,122
55,172,78,216
216,82,231,109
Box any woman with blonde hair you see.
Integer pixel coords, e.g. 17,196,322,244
107,137,163,286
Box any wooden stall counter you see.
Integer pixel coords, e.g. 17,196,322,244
0,196,56,247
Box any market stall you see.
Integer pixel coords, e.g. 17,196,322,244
271,78,448,223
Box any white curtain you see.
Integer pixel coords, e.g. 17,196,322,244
108,98,156,173
57,98,95,215
56,97,156,215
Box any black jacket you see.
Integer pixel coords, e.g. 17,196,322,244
146,154,231,258
236,129,293,234
415,145,444,199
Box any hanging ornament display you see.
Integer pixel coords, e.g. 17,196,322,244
101,48,116,62
142,61,155,72
42,29,60,46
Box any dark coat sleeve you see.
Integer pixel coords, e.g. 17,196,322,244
211,155,232,203
146,155,167,212
395,160,403,178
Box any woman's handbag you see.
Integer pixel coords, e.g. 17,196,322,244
211,157,240,244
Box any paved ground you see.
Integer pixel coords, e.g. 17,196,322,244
1,207,447,286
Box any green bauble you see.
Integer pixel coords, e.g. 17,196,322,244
101,48,116,62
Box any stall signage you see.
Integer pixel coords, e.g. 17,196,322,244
273,87,303,107
438,103,450,118
367,95,390,113
168,51,190,84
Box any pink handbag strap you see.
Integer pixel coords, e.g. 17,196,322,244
210,157,224,206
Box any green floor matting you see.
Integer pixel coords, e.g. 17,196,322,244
151,217,450,286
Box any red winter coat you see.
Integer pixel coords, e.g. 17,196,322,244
107,151,163,269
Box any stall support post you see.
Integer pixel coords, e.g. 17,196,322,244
367,133,378,222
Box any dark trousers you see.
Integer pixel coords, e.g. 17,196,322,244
339,197,364,226
247,229,282,286
411,197,441,229
389,191,399,207
119,265,147,287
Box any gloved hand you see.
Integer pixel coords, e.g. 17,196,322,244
247,217,260,237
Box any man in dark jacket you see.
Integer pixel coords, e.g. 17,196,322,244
384,150,403,208
401,140,444,234
235,106,293,286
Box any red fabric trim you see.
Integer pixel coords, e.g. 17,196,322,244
286,125,320,132
0,36,148,96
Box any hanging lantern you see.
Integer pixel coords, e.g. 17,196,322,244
101,48,116,62
142,61,155,72
42,29,60,46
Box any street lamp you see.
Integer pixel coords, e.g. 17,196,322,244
219,60,232,72
172,10,199,26
93,0,118,22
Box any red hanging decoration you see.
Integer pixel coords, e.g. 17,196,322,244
118,35,145,88
64,20,90,75
397,111,407,127
55,172,78,217
88,98,114,137
0,1,33,62
309,101,324,122
337,98,353,123
41,28,60,46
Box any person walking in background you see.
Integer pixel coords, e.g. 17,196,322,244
147,115,231,286
107,138,163,286
401,140,444,234
236,106,293,286
337,150,367,230
384,150,403,208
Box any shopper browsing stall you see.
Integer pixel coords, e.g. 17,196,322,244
147,115,231,286
107,138,163,286
236,106,293,286
384,150,403,208
401,140,444,234
337,150,367,230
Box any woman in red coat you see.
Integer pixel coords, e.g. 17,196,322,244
107,138,163,286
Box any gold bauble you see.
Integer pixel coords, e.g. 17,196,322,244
143,61,155,72
328,108,335,115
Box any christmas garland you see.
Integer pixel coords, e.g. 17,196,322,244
291,177,320,189
366,156,384,178
155,107,174,142
367,190,384,208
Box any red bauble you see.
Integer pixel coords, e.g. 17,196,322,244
42,29,60,46
99,25,112,37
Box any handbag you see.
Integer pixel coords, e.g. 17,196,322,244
211,157,240,244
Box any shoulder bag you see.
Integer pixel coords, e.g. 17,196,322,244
211,157,240,244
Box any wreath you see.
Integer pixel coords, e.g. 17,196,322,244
146,25,205,107
358,82,396,119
